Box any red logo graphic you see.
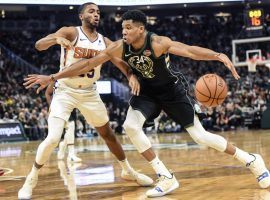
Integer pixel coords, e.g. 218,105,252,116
143,49,152,56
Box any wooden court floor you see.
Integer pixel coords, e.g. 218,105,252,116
1,130,270,200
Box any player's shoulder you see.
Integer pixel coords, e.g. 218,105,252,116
58,26,77,32
151,34,171,55
151,34,171,45
56,26,78,41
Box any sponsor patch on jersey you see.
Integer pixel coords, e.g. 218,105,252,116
143,49,152,56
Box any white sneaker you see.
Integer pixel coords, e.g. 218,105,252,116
121,170,153,186
146,173,179,197
247,153,270,188
57,141,66,160
18,174,38,199
67,155,82,163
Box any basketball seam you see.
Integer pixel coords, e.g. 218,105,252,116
216,81,227,105
202,76,211,98
195,89,211,99
209,75,218,107
196,89,225,100
198,75,211,105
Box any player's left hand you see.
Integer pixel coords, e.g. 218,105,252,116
129,74,140,96
216,53,240,80
23,74,51,94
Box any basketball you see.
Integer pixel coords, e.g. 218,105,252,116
195,74,228,107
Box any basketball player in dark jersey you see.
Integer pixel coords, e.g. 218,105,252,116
24,10,270,198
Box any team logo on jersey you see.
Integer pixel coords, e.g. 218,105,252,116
74,47,100,59
143,49,152,57
128,55,155,78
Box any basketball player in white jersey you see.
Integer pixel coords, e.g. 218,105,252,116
18,3,153,199
45,82,81,162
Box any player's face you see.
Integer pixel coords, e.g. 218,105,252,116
80,4,100,28
122,20,144,45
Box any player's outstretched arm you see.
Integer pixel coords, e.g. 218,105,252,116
110,57,140,96
23,52,110,93
35,27,76,51
103,37,140,95
53,40,123,79
23,40,122,93
103,37,132,79
155,36,240,80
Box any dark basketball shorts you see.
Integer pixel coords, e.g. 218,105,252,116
129,84,196,129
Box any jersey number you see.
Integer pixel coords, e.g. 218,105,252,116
79,69,95,78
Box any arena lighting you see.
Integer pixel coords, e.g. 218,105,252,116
1,10,5,18
215,12,231,17
0,0,242,6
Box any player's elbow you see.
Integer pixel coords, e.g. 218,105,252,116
35,42,43,51
35,41,48,51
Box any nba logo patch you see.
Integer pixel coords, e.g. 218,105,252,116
143,49,151,56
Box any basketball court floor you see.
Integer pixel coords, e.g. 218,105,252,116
1,130,270,200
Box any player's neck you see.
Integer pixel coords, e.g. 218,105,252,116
81,25,98,40
131,31,147,50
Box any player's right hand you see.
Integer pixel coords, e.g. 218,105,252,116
56,37,74,49
216,53,240,80
129,74,140,96
23,74,51,94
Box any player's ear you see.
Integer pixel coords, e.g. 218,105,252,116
139,25,145,33
79,14,83,21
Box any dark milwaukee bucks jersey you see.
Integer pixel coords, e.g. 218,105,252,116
122,32,179,93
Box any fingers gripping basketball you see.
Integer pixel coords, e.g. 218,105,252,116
195,74,228,107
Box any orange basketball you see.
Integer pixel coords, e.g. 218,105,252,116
195,74,228,107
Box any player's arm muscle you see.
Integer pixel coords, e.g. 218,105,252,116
157,36,220,61
35,26,76,51
156,36,239,80
103,37,132,79
110,57,133,80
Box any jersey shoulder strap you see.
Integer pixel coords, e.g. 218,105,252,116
122,40,128,59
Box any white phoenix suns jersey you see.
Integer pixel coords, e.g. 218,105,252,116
58,26,106,89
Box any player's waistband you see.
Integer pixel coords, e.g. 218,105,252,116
55,81,97,92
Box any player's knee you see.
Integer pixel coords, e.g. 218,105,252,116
46,116,66,147
192,134,207,145
43,137,59,149
186,127,208,145
123,121,141,136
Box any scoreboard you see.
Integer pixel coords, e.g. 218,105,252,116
245,9,264,31
245,9,264,37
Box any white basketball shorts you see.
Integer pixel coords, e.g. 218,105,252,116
49,86,109,127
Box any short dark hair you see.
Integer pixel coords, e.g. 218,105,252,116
122,10,147,26
78,2,97,14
